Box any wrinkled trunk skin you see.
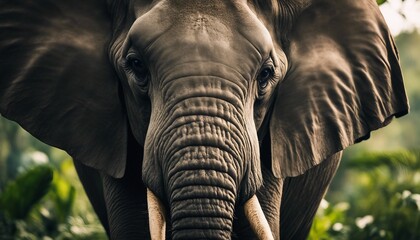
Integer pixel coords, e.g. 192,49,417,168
143,97,259,239
142,73,261,239
170,169,236,239
165,118,242,239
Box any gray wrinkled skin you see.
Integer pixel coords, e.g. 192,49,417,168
0,0,408,239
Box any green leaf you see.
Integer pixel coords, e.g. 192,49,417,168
346,150,419,170
377,0,387,5
51,171,76,222
0,165,53,220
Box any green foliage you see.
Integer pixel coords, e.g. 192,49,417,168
345,150,420,239
310,150,420,239
0,165,53,220
347,150,419,170
50,162,77,223
309,200,350,240
0,118,106,239
0,159,107,239
348,190,420,239
377,0,387,5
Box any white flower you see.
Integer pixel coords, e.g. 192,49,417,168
402,190,412,199
355,215,374,229
335,202,350,211
332,223,344,231
411,193,420,211
320,199,329,209
30,151,49,164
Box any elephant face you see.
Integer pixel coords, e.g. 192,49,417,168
124,0,284,197
0,0,409,239
118,2,288,236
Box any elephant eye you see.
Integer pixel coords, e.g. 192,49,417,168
127,57,148,77
125,54,149,88
257,66,274,89
130,59,142,70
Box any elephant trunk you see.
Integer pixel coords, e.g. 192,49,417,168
167,146,237,239
143,76,264,238
159,94,248,224
171,191,235,239
147,187,274,240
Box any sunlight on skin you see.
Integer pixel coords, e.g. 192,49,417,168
380,0,420,35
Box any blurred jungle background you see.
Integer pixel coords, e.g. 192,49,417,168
1,0,419,239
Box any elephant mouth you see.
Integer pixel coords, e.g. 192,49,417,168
147,189,274,239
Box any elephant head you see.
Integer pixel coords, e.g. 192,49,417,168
0,0,409,239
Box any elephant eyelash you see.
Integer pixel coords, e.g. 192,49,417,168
125,55,146,72
257,59,276,85
123,54,150,88
255,58,279,100
257,66,275,89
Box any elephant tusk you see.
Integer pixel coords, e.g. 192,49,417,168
244,195,274,240
147,188,166,240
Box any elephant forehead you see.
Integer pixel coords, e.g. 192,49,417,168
129,0,273,76
145,30,259,84
169,13,235,49
130,0,271,55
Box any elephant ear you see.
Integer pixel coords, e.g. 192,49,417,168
269,0,409,178
0,0,128,178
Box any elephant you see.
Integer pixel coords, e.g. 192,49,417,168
0,0,409,239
